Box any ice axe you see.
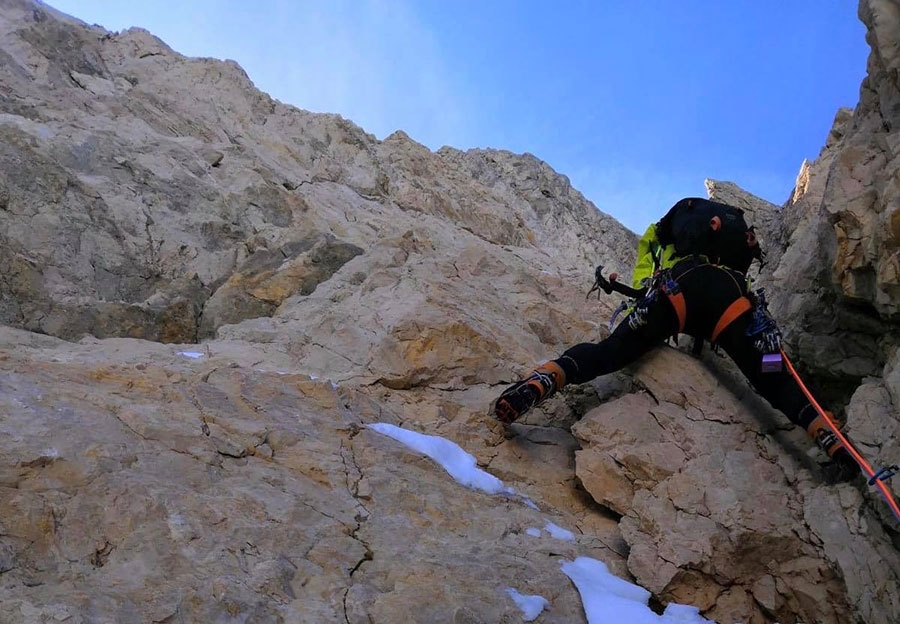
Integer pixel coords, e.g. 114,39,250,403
587,265,645,300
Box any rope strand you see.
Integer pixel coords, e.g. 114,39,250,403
781,350,900,522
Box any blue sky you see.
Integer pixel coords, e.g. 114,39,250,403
49,1,868,233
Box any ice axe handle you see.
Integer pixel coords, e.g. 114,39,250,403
594,265,646,299
594,265,613,294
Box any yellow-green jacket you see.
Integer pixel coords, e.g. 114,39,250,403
632,223,679,289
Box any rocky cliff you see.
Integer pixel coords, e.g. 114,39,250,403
711,0,900,578
0,1,898,623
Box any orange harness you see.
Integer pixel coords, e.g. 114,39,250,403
660,286,750,343
661,284,687,333
711,296,752,343
660,262,751,342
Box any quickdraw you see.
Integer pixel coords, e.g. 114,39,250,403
743,288,783,373
627,298,652,331
868,465,899,487
746,289,782,355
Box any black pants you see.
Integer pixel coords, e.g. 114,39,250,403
554,262,816,430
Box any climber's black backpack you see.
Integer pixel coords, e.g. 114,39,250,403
656,197,763,274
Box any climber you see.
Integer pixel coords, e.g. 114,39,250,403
493,197,862,484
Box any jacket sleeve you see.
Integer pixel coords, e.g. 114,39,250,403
632,223,659,289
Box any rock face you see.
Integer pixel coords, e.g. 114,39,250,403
709,2,900,580
0,328,618,624
0,1,898,623
574,348,899,624
707,0,900,397
0,0,635,345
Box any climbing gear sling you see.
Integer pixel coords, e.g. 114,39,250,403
745,289,783,372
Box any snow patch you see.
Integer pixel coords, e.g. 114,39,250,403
561,557,715,623
525,527,542,538
545,522,576,541
177,351,204,359
506,588,549,622
369,423,514,496
661,604,717,622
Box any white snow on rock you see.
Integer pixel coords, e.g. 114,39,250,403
177,351,204,359
545,521,576,541
506,588,549,622
561,557,714,623
369,423,515,496
369,425,711,621
660,604,717,622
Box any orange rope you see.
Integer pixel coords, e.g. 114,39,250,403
781,350,900,522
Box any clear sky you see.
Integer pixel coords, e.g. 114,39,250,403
48,0,868,233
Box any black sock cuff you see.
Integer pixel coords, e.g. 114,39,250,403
555,355,581,386
796,404,818,430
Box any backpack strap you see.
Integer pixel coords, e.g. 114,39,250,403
711,296,752,343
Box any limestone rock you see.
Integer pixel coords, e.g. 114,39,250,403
198,234,363,338
707,158,891,404
0,326,611,624
0,0,633,345
761,0,900,399
0,1,898,623
575,347,900,624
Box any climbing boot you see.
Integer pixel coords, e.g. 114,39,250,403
806,413,862,483
493,362,566,424
807,413,846,457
